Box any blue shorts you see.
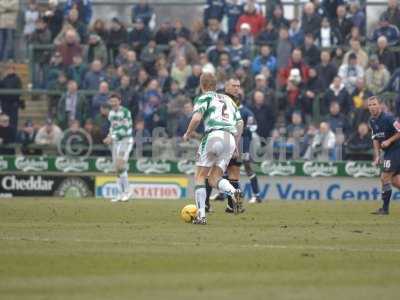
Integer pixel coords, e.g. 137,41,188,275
383,148,400,173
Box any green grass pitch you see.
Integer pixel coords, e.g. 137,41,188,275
0,199,400,300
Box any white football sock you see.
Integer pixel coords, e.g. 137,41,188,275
116,176,123,197
217,178,236,195
195,186,206,218
120,171,129,194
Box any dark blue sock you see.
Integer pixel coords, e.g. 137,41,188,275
205,179,212,208
249,173,260,196
382,184,392,212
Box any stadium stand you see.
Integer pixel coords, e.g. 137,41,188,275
0,0,399,160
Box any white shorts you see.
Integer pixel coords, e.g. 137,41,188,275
196,130,236,172
112,138,133,166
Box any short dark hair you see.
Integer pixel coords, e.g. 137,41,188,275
368,96,381,103
109,92,122,101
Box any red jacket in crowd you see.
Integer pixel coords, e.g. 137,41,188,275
57,42,83,66
236,12,266,36
278,60,310,87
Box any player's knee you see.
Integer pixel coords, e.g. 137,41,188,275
392,175,400,189
115,159,126,173
381,172,392,185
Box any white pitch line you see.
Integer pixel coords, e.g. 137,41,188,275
1,236,400,254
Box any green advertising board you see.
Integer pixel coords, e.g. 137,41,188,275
0,156,381,178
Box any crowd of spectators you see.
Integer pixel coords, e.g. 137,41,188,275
1,0,400,161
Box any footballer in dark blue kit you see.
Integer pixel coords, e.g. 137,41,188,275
205,78,261,213
368,96,400,215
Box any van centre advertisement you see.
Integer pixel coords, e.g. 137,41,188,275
240,176,400,201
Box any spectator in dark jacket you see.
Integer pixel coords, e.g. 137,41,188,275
225,0,243,37
64,0,92,25
206,38,230,67
376,35,397,73
289,18,304,47
302,67,323,116
65,8,88,42
325,101,351,135
380,0,400,31
154,22,175,45
301,2,321,34
0,64,22,129
256,21,278,46
301,33,320,67
372,15,400,46
345,122,373,160
131,0,154,26
56,80,88,128
83,60,108,90
107,18,128,65
67,54,87,87
91,81,109,118
117,75,139,122
18,120,41,155
270,5,290,29
250,90,276,138
204,0,226,24
322,0,344,21
43,0,64,39
129,18,152,54
331,5,352,43
322,76,352,115
381,67,400,116
176,101,203,137
199,18,227,47
316,50,338,90
0,114,16,155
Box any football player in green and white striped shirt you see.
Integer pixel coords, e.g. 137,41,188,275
183,73,244,225
103,93,134,202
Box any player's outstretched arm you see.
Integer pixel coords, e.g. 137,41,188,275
183,112,203,141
